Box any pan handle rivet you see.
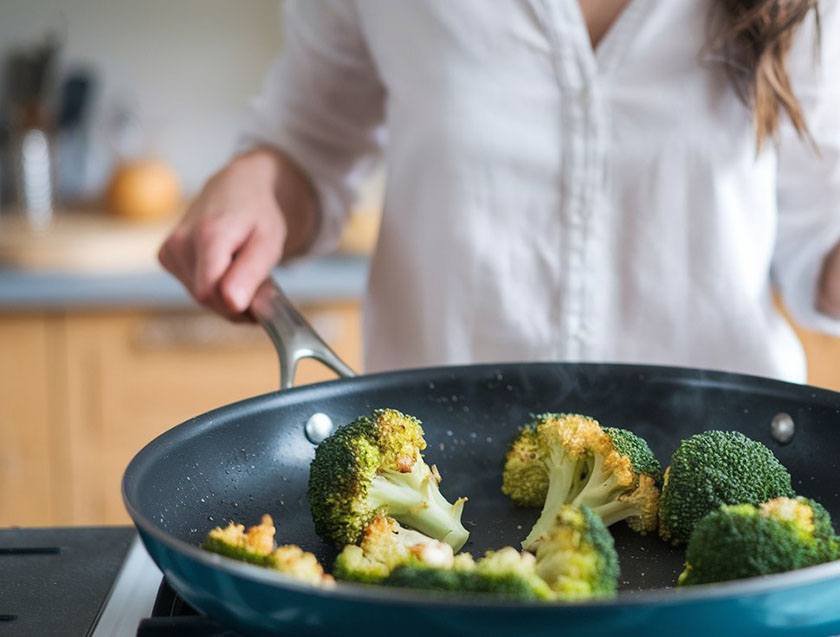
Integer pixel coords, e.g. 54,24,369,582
770,412,795,444
305,413,334,445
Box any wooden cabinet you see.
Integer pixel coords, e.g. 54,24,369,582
0,316,58,526
0,302,361,527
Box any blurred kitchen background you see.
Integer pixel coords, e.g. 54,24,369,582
0,1,836,531
0,0,381,528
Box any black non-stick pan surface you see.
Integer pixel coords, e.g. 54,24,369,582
123,363,840,636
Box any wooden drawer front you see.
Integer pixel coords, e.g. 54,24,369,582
58,311,275,524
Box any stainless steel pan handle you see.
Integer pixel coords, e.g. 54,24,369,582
250,278,356,389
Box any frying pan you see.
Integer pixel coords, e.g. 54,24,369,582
123,279,840,637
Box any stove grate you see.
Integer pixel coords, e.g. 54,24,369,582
137,579,242,637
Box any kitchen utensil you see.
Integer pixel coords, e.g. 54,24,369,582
56,71,94,201
123,278,840,637
5,38,60,225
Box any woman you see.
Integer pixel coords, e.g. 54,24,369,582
159,0,840,383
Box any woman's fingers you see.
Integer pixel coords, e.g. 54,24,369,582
220,223,285,314
192,215,255,302
193,223,233,304
161,212,280,318
158,225,194,290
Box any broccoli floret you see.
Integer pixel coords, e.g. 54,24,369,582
470,548,554,600
271,545,335,587
658,431,794,544
385,551,477,592
385,507,620,603
332,546,389,583
502,413,661,550
333,515,455,583
308,408,469,550
385,548,553,601
501,426,548,507
202,513,277,567
534,504,619,599
572,427,661,527
829,538,840,560
202,515,333,587
678,497,840,585
385,562,471,593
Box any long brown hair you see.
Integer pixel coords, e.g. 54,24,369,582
709,0,820,150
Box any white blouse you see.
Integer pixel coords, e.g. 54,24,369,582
240,0,840,382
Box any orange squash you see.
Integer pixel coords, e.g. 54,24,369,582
106,159,181,221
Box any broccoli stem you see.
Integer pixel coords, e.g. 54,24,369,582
570,454,641,526
521,449,581,551
589,499,641,526
367,462,469,551
571,454,620,509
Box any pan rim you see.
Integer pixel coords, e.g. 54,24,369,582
122,361,840,610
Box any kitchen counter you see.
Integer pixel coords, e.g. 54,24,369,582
0,254,369,310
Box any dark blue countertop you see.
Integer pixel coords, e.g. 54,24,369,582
0,255,369,311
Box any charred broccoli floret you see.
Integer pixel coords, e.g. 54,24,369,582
202,515,333,587
333,515,456,583
534,504,619,599
501,426,547,507
658,431,794,544
271,545,335,587
308,408,469,550
678,497,840,585
203,513,277,567
385,547,553,601
573,427,661,526
502,413,661,550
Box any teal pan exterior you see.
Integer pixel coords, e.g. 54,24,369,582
137,526,840,637
123,363,840,636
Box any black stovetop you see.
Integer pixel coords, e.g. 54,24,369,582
0,526,134,636
1,525,252,636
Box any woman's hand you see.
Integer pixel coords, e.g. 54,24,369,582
158,147,319,320
817,242,840,319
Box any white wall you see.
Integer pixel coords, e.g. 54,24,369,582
1,0,283,195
